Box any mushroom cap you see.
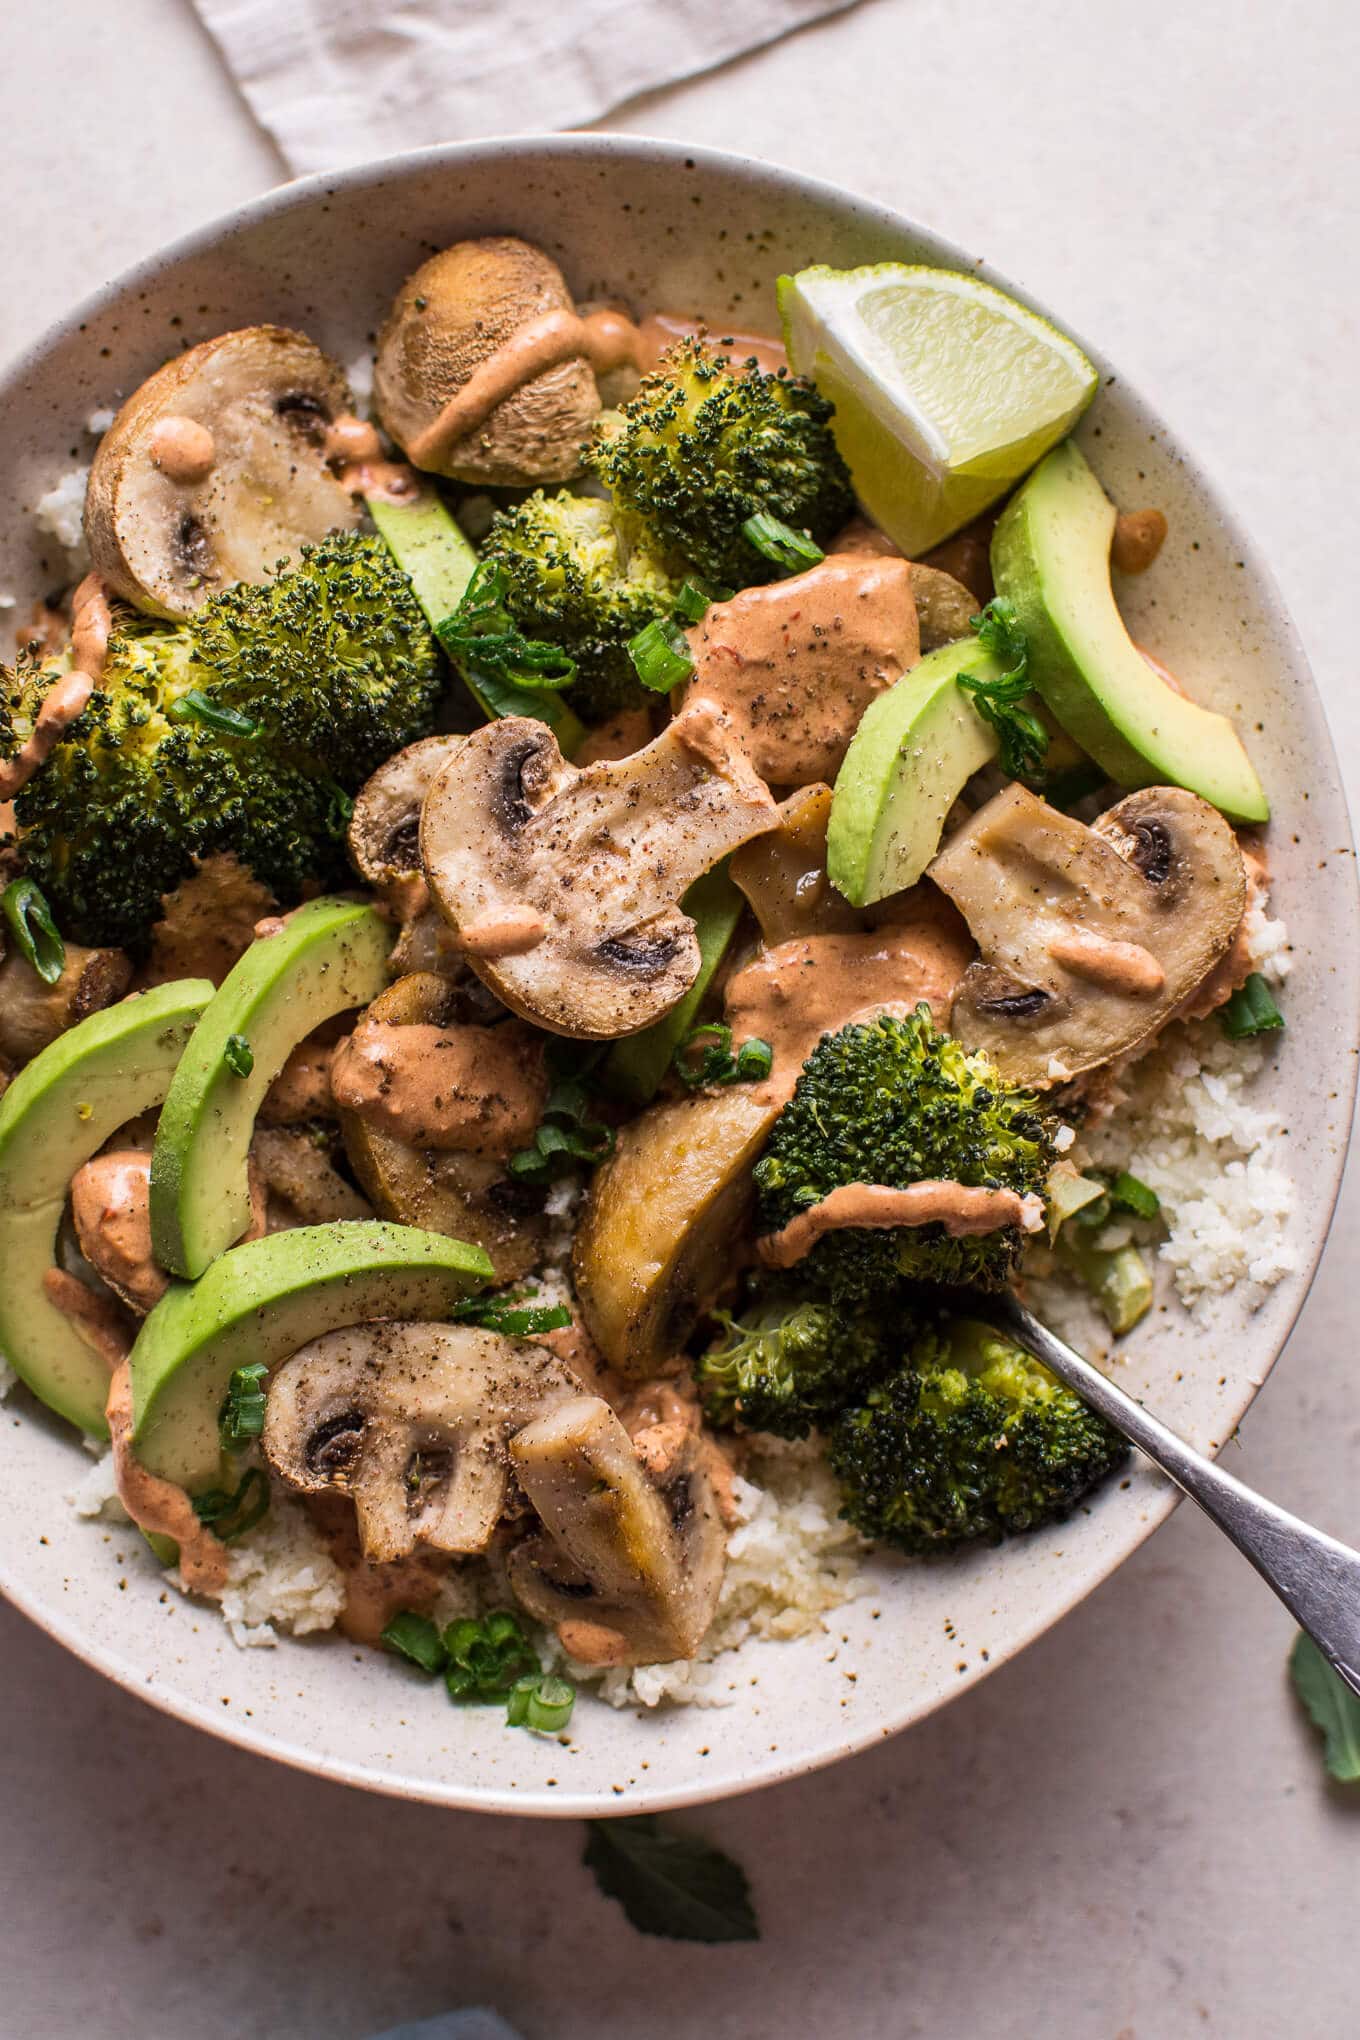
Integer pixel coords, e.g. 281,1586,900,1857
419,706,778,1039
507,1394,727,1665
262,1321,579,1562
929,782,1247,1086
348,735,464,886
373,237,600,486
573,1085,778,1375
335,971,547,1283
85,327,361,618
910,563,981,652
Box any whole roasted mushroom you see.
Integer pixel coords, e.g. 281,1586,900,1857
507,1394,728,1666
374,238,602,486
85,327,361,617
420,703,778,1038
929,782,1246,1086
262,1321,580,1561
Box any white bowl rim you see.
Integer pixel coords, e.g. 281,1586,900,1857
1,130,1356,1818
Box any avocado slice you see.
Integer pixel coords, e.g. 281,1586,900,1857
602,864,746,1105
0,978,212,1436
130,1219,493,1491
150,898,392,1280
369,485,587,755
828,639,1001,905
991,441,1269,823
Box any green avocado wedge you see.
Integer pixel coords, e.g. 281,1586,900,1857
369,485,587,755
602,864,746,1105
130,1219,493,1492
0,978,213,1435
991,440,1269,823
828,639,1001,906
150,898,392,1280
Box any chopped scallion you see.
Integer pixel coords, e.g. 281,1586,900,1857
627,616,694,693
0,876,65,986
191,1466,270,1541
223,1033,254,1077
733,1037,773,1082
1221,973,1284,1040
1108,1170,1161,1220
168,689,260,740
673,1022,774,1091
740,512,824,573
443,1609,536,1702
506,1671,575,1734
380,1609,447,1675
218,1361,269,1449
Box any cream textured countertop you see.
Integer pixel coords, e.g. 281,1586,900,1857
2,2,1358,2034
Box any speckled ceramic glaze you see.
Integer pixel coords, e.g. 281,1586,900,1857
0,136,1354,1818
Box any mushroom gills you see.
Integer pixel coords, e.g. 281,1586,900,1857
347,735,464,885
929,782,1247,1086
508,1395,727,1666
420,706,778,1039
263,1322,579,1562
84,327,361,618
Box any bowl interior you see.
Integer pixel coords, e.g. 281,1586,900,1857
0,136,1354,1817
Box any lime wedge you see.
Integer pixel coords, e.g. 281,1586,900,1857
778,263,1098,554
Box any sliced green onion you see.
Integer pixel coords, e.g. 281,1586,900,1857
1060,1234,1154,1335
442,1610,536,1703
191,1467,270,1541
381,1610,447,1675
218,1361,269,1449
674,1022,772,1091
1221,973,1285,1040
628,616,694,693
673,580,714,624
168,688,260,740
1108,1170,1161,1220
509,1078,616,1182
506,1671,575,1733
451,1292,572,1337
224,1033,254,1077
438,560,576,692
740,512,824,573
1,876,65,986
733,1037,773,1083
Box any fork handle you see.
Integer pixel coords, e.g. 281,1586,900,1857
989,1291,1360,1700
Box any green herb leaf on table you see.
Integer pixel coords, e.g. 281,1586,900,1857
1,876,66,986
1290,1633,1360,1781
583,1815,759,1943
959,598,1050,784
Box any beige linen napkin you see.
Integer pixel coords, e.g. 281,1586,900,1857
188,0,860,175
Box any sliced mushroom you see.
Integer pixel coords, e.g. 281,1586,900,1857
263,1322,579,1562
84,327,361,618
347,735,464,886
929,782,1246,1086
251,1125,374,1226
729,782,861,944
335,972,547,1282
507,1394,727,1666
574,1086,777,1376
420,704,778,1039
374,238,601,486
0,943,132,1066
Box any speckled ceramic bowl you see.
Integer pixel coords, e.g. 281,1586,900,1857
0,135,1355,1818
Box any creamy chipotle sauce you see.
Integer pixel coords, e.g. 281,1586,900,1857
330,1017,547,1157
323,413,420,504
106,1361,229,1594
759,1181,1046,1269
684,554,920,786
70,1151,169,1313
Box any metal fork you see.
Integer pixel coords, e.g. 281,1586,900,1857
985,1290,1360,1700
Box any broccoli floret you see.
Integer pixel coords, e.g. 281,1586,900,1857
584,338,854,589
829,1317,1128,1553
753,1007,1055,1300
697,1289,893,1440
4,534,440,948
478,490,680,723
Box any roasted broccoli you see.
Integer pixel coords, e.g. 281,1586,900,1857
2,534,440,947
829,1316,1127,1553
477,490,679,722
697,1288,894,1439
584,338,854,589
753,1007,1055,1299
